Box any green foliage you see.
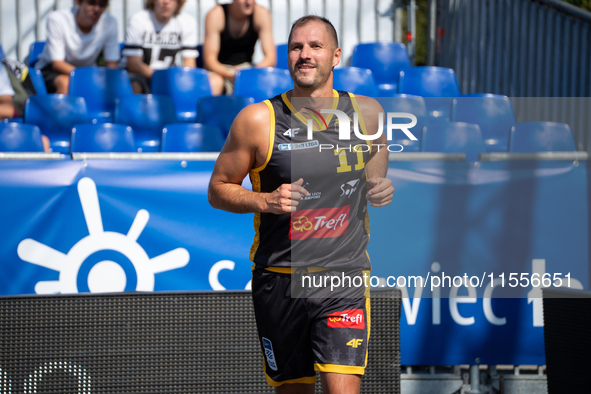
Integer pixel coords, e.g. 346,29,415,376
561,0,591,12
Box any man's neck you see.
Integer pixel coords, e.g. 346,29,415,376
76,11,93,34
154,12,172,24
228,3,250,22
291,82,335,99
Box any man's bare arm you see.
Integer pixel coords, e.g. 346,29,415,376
182,57,197,68
50,60,75,75
203,6,236,79
357,96,394,207
208,103,309,214
0,95,15,119
127,56,153,79
253,5,276,68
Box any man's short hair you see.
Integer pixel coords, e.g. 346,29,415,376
145,0,187,15
288,15,339,50
79,0,110,7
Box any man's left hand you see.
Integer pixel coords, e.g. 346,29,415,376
366,178,394,207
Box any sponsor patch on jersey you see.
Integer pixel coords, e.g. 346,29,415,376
262,337,278,371
340,179,360,198
278,140,319,151
327,309,365,329
290,205,350,240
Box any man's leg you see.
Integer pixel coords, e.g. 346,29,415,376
53,74,69,94
276,382,315,394
320,372,361,394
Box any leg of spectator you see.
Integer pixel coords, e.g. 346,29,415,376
208,72,225,96
275,383,315,394
131,80,146,94
54,75,70,94
41,135,51,153
320,372,361,394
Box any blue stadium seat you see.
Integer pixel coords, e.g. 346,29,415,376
24,94,89,153
351,42,411,96
376,95,428,152
0,123,44,152
161,123,225,152
196,95,255,138
28,41,45,67
70,123,135,153
398,66,460,120
151,67,212,122
114,94,177,152
421,121,486,161
29,68,47,95
0,44,4,60
333,67,378,97
69,67,133,123
451,96,516,152
509,122,577,152
234,68,293,103
276,43,288,69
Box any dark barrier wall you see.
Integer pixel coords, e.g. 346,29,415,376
0,290,401,393
0,159,588,365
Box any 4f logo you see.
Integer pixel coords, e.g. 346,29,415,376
346,339,363,348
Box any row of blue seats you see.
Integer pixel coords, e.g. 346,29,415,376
0,122,224,153
0,117,575,159
17,93,252,153
11,92,577,155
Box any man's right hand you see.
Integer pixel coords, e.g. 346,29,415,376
264,178,309,214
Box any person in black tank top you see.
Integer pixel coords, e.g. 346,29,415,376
203,0,276,95
209,15,394,393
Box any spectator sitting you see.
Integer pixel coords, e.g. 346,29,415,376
203,0,275,95
123,0,199,94
0,66,50,152
35,0,120,94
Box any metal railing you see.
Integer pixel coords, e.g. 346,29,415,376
0,0,401,66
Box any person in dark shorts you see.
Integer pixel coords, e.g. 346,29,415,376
208,15,394,393
35,0,119,94
203,0,276,95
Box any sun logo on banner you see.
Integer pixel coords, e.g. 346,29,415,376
17,177,190,294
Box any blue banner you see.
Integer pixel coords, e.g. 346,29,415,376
0,159,588,366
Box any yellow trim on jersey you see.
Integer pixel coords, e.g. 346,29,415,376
314,363,366,375
281,90,340,132
365,296,371,369
349,92,372,154
249,172,262,262
263,266,328,274
251,100,276,173
265,374,317,387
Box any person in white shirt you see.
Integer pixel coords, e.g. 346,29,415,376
122,0,200,93
0,66,16,119
35,0,120,94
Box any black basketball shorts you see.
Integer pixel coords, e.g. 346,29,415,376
251,268,370,387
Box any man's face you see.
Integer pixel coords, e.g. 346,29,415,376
288,21,340,90
154,0,179,21
232,0,255,16
77,0,108,25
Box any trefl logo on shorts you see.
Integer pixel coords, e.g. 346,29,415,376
327,309,365,329
290,206,350,240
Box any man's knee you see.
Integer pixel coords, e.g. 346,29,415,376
209,73,225,96
320,372,361,394
54,74,70,94
275,382,315,394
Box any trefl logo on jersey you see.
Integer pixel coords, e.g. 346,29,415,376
327,309,365,329
290,206,350,240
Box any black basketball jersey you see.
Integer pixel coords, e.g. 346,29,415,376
249,90,372,270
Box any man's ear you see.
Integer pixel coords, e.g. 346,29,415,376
332,47,341,68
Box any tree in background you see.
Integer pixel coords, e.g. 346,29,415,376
561,0,591,12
